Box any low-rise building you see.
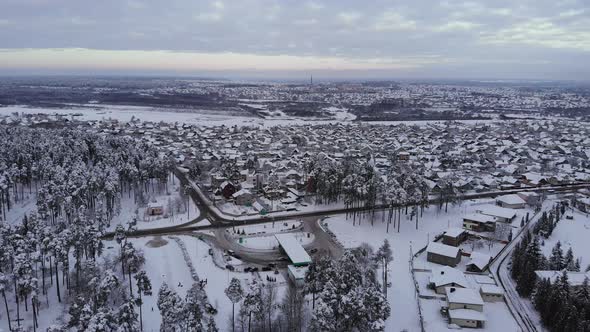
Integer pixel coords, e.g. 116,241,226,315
479,284,504,302
442,228,468,247
446,287,485,312
466,252,492,273
427,242,462,267
287,265,308,287
448,308,486,328
463,214,496,232
495,194,527,209
429,266,469,294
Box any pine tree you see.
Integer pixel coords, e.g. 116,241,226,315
157,282,184,332
184,283,204,331
134,271,152,332
224,277,243,332
116,298,139,332
375,239,393,296
548,241,564,270
564,248,576,271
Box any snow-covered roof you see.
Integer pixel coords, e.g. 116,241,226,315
463,213,493,223
476,205,516,220
232,188,252,198
445,287,484,306
473,275,496,285
496,194,526,205
444,227,466,238
275,234,312,266
468,252,492,271
427,242,460,258
448,309,487,321
429,266,469,288
480,284,504,296
287,264,308,280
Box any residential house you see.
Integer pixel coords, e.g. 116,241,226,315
479,284,504,302
426,242,462,267
442,228,468,247
495,194,526,209
429,266,469,294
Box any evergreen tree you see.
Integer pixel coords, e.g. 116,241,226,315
157,282,184,332
224,277,243,332
134,271,152,332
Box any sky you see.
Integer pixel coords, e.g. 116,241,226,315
0,0,588,80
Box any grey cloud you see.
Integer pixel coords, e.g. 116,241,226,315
0,0,588,79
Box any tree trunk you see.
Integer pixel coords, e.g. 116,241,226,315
232,303,235,332
2,290,11,332
55,261,61,303
128,270,133,296
139,293,143,332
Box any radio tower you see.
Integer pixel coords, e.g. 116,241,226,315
310,74,313,86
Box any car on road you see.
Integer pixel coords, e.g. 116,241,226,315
208,248,213,255
310,248,318,254
225,264,235,271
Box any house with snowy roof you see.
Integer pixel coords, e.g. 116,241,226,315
426,242,462,267
495,194,526,209
445,287,486,328
429,266,469,294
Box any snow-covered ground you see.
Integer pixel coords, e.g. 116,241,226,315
540,208,590,270
175,235,289,331
322,199,529,331
4,104,498,128
108,174,203,232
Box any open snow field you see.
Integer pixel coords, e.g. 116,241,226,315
4,104,498,128
540,208,590,271
323,198,531,331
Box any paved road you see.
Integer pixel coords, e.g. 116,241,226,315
490,205,548,332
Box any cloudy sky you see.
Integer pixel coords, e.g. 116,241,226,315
0,0,588,80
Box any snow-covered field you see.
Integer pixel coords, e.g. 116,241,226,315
540,208,590,272
3,104,500,128
322,199,529,331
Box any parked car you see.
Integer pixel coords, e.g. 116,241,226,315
225,265,235,271
208,248,213,255
310,248,318,254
